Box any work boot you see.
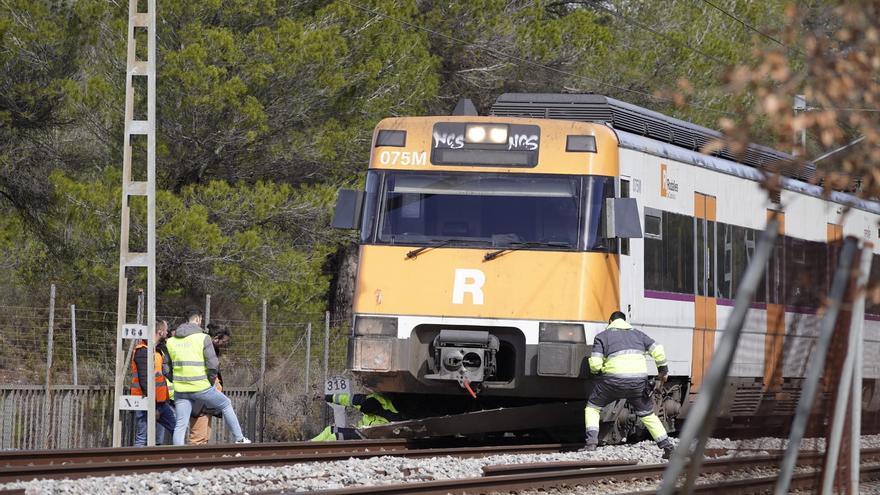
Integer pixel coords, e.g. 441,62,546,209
662,445,674,460
578,443,597,453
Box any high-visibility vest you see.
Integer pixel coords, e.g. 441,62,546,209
589,318,667,378
130,342,169,402
166,333,211,393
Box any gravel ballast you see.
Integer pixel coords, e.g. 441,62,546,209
5,434,880,494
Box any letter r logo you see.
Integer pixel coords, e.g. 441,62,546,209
452,269,485,305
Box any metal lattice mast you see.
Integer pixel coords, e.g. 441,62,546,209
112,0,157,448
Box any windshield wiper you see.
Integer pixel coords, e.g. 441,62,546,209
406,238,476,259
483,241,572,262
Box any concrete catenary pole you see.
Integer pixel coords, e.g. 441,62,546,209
113,0,158,447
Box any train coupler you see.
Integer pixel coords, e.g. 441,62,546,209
425,329,499,390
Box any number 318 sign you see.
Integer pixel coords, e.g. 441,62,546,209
325,375,350,395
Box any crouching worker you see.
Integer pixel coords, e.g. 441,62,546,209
582,311,674,459
311,392,402,441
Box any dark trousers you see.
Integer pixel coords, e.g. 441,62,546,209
134,401,177,446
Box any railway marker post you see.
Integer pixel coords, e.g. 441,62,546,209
659,218,779,495
112,0,157,448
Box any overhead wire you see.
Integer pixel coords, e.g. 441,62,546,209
697,0,801,55
589,2,729,66
336,0,734,116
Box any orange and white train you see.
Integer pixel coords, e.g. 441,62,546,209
332,94,880,440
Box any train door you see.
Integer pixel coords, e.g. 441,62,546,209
692,193,717,391
764,210,786,392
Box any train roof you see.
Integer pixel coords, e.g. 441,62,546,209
490,93,813,181
490,93,880,215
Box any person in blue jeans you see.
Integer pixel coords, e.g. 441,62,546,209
131,320,177,446
166,307,250,445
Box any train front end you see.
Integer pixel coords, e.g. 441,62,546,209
333,114,642,412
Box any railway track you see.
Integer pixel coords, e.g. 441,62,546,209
267,448,880,495
3,442,879,495
0,439,577,484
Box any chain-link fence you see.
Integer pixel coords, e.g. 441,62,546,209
0,292,351,447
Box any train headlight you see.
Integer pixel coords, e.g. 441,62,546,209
354,316,398,336
538,322,585,343
465,124,509,144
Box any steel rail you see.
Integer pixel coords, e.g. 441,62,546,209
288,449,880,495
288,454,814,495
0,441,573,483
623,463,880,494
0,439,408,467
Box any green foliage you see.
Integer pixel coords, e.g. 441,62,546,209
0,0,796,317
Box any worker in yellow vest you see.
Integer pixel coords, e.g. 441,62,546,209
130,320,176,446
582,311,673,458
166,306,250,445
311,392,402,441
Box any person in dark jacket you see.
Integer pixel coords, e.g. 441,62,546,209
582,311,673,458
131,320,176,446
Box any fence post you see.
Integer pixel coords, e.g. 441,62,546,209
323,311,331,425
259,299,267,442
43,284,56,450
71,304,78,386
323,311,330,382
304,323,312,395
205,294,211,327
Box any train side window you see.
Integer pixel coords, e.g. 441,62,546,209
644,207,662,239
643,210,694,295
868,254,880,316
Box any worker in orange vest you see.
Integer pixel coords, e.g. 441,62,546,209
131,320,177,446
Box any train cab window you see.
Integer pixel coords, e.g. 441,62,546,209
360,171,381,243
374,171,584,250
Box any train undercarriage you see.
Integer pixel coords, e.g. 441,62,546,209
348,322,880,443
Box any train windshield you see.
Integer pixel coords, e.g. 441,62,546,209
363,171,614,251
